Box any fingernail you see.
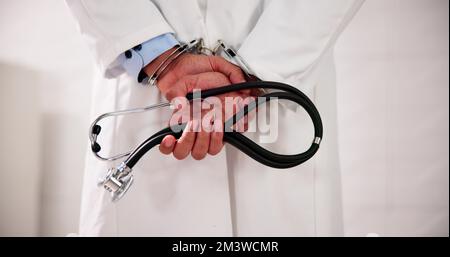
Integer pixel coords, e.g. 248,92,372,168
164,137,173,147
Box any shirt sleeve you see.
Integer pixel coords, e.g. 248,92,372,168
117,33,179,83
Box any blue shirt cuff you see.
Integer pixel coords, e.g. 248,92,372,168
119,33,179,83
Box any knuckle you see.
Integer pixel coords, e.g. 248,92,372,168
207,55,217,68
165,91,175,101
166,88,182,101
229,63,240,72
185,76,199,91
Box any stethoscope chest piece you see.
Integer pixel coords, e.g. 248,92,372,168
98,162,133,202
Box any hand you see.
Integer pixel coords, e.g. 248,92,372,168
144,49,247,100
159,71,252,160
143,49,252,160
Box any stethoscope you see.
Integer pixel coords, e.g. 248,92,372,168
89,40,323,201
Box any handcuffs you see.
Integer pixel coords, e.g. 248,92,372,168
147,39,255,87
89,39,323,202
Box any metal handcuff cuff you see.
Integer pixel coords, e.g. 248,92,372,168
89,39,323,202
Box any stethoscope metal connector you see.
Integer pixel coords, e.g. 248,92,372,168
98,162,134,202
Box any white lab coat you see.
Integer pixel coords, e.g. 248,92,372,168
66,0,364,236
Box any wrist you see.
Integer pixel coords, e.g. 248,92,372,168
143,46,178,78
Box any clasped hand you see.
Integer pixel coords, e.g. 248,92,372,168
144,49,256,160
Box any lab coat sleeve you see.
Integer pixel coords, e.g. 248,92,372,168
238,0,364,87
65,0,175,78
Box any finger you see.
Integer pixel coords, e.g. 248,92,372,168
242,96,256,128
208,56,246,84
166,71,232,100
208,122,224,156
191,122,211,160
185,72,232,93
165,86,187,101
168,97,190,127
159,135,176,155
240,89,251,95
173,121,197,160
234,97,246,133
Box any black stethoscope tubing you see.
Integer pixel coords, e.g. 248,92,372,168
123,80,323,169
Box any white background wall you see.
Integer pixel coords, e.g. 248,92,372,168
335,0,448,236
0,0,92,236
0,0,448,236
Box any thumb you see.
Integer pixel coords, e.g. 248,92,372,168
164,74,200,100
208,56,246,84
